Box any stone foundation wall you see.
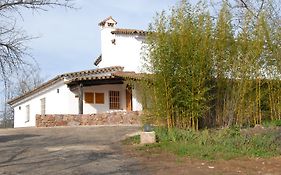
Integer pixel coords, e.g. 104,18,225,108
36,111,141,127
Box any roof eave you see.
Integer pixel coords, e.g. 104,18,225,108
7,76,64,106
7,66,126,106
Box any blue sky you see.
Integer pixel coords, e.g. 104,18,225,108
18,0,178,80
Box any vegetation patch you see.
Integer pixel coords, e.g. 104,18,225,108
140,0,281,130
133,127,281,160
262,120,281,128
122,135,140,145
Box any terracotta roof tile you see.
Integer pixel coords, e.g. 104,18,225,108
65,75,117,84
113,71,147,80
62,66,123,79
8,66,124,105
111,28,148,36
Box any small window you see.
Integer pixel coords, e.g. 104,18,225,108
109,91,120,109
57,89,60,93
111,39,116,45
19,106,21,110
108,23,114,27
25,105,30,122
40,98,46,115
85,92,94,103
95,93,104,104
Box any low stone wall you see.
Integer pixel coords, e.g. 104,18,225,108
36,111,141,127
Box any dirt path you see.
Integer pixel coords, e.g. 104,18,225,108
124,145,281,175
0,126,143,175
1,126,280,175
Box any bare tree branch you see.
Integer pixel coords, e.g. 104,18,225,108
0,0,74,11
0,0,75,127
257,0,265,16
235,0,256,17
0,0,74,83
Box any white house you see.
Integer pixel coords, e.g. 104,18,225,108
96,16,146,72
8,16,147,128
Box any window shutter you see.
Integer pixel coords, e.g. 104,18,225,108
84,92,94,103
95,93,104,104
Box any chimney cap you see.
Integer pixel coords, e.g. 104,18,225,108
98,16,117,27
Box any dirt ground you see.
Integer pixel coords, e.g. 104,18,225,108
124,145,281,175
1,126,280,175
0,126,144,175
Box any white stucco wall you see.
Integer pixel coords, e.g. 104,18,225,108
82,84,126,114
132,85,143,111
12,81,142,128
99,27,145,72
12,81,76,128
82,83,142,113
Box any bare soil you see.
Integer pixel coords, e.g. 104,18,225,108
124,145,281,175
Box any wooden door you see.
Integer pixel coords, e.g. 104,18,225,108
126,88,132,111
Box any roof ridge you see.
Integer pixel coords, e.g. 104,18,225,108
111,28,148,35
115,27,146,31
62,66,124,77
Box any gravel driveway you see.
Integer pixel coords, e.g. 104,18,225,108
0,126,142,175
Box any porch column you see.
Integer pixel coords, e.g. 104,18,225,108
78,83,83,114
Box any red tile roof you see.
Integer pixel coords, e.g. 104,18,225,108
8,66,124,105
111,28,148,36
62,66,123,78
113,71,147,80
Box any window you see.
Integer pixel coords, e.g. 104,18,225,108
111,39,116,45
40,98,46,115
109,91,120,109
95,93,104,104
85,92,94,103
25,105,30,122
57,89,60,93
108,23,114,27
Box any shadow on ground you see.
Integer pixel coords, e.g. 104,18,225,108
0,134,40,143
0,126,143,175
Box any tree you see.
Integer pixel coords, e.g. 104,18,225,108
0,64,44,128
0,0,74,127
0,0,74,83
143,0,280,129
144,0,213,130
14,65,44,96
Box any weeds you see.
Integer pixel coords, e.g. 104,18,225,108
122,135,140,145
262,120,281,127
147,127,281,160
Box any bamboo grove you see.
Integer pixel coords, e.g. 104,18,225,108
141,0,281,130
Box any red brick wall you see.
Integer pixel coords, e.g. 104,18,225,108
36,111,141,127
